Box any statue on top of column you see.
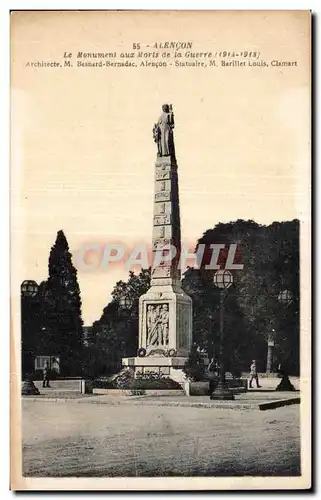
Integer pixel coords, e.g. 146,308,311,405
153,104,175,158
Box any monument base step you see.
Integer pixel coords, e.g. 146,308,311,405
122,356,188,384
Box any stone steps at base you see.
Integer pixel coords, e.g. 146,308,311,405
168,368,186,386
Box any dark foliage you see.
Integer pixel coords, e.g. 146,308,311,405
45,230,84,375
82,269,151,378
182,218,300,375
22,219,300,379
93,376,182,390
21,230,84,377
183,344,206,381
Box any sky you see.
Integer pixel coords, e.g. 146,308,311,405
11,11,310,325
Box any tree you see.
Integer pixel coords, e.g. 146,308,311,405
182,219,300,375
44,230,84,375
85,219,300,378
111,268,151,313
237,220,300,373
182,267,253,374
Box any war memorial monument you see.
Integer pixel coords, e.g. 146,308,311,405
122,105,193,381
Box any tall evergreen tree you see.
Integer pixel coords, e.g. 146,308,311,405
46,230,84,375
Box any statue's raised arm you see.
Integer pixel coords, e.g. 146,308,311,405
153,104,176,158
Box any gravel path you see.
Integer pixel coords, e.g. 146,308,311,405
22,399,300,477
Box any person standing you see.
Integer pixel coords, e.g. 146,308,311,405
249,360,261,388
208,358,219,377
42,361,51,388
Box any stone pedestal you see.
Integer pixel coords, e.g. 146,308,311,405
122,355,189,383
122,130,192,382
122,283,192,383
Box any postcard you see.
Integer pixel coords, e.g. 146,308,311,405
11,10,311,490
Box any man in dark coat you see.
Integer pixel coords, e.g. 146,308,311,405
42,361,51,388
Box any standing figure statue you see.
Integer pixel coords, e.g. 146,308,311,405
156,305,163,346
161,304,169,345
153,104,175,157
147,305,158,346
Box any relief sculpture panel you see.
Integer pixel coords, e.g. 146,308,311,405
146,303,170,348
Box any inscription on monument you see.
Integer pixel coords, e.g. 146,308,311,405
155,202,171,216
178,304,190,349
154,215,171,225
156,164,171,172
155,190,171,202
151,266,171,278
157,180,166,191
160,366,170,376
153,225,173,239
153,238,171,250
159,203,165,214
156,170,171,181
144,366,159,375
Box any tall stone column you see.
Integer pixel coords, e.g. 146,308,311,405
122,104,192,382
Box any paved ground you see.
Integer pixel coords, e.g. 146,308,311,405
247,376,300,391
22,399,300,477
124,392,300,410
24,379,300,410
33,375,300,391
25,392,94,399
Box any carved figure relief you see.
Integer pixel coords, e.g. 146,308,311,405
161,304,169,345
146,303,170,347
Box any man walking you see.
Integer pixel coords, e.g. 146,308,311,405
249,360,261,388
42,361,51,388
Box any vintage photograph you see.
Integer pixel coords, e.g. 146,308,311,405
11,10,311,490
